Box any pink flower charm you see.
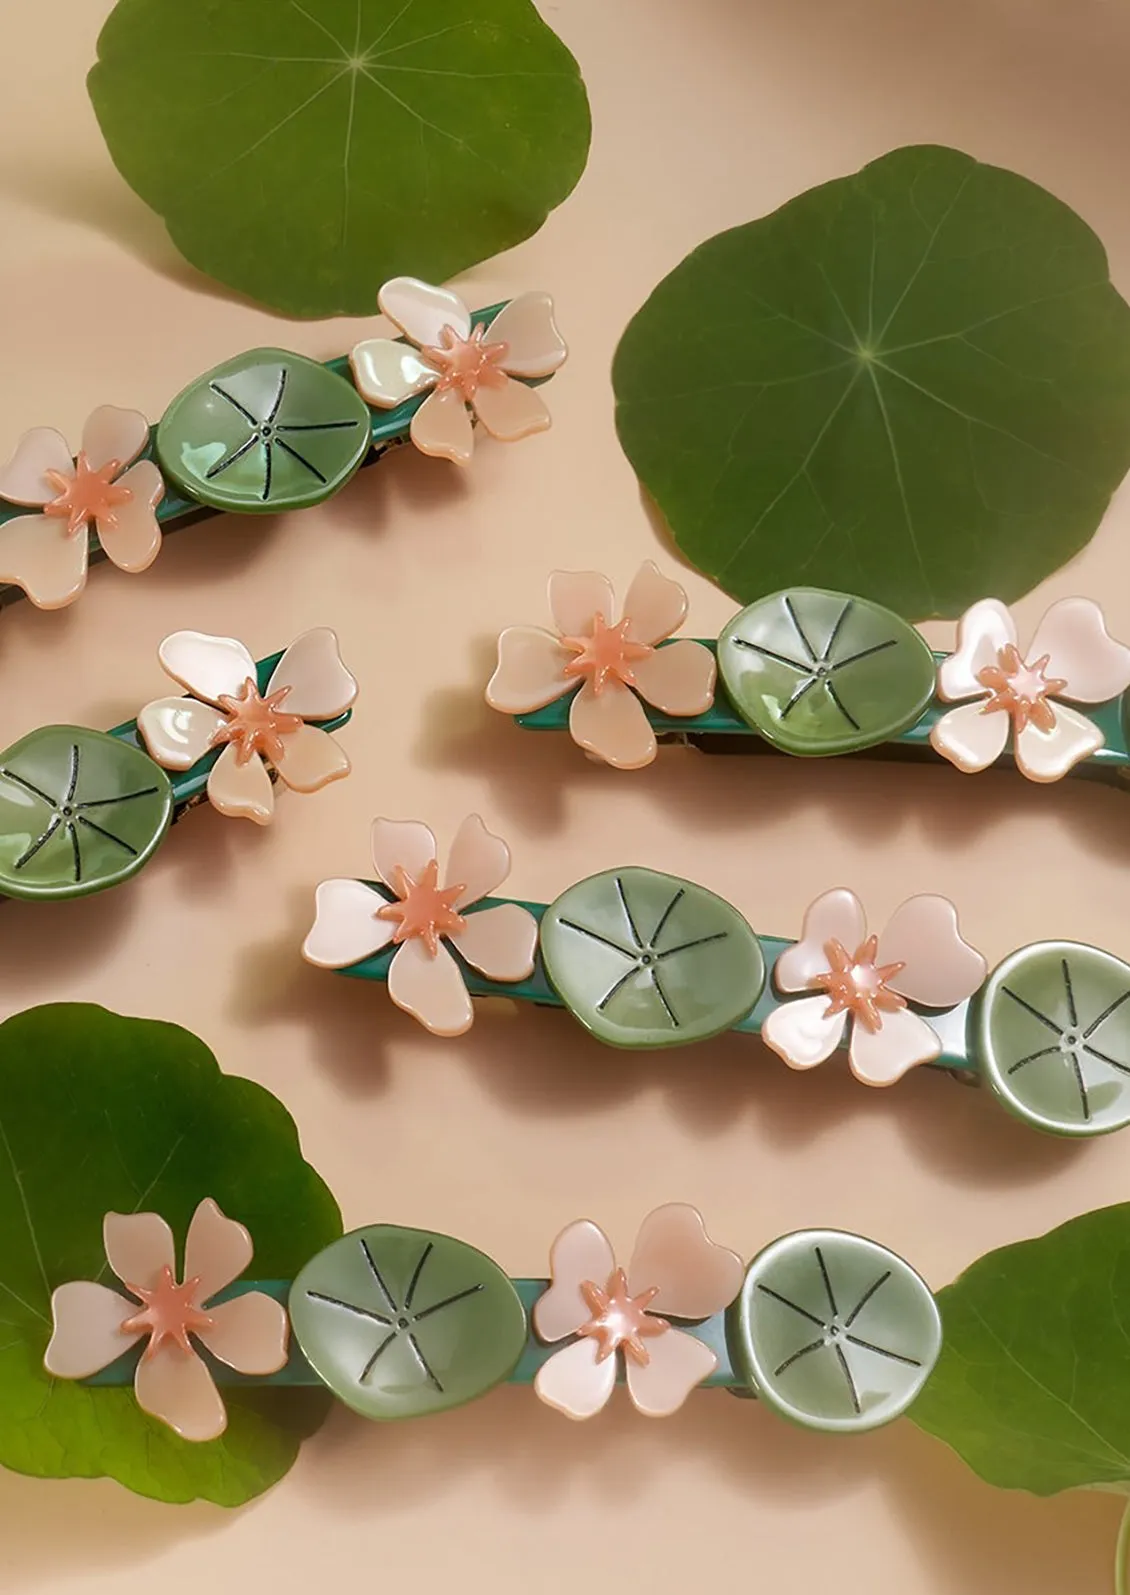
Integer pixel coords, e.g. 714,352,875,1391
486,562,717,769
138,628,357,825
0,406,165,608
762,889,986,1087
931,598,1130,782
350,278,567,466
533,1205,743,1419
303,814,539,1037
44,1198,288,1442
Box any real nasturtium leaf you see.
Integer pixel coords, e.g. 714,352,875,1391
88,0,591,317
0,1005,341,1505
613,145,1130,619
911,1204,1130,1494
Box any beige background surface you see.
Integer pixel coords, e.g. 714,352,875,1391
1,0,1129,1588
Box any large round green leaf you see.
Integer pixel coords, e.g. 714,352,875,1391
613,145,1130,619
88,0,591,317
0,1004,341,1504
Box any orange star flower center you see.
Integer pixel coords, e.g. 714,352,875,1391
209,679,304,766
43,453,133,538
421,323,510,402
976,643,1066,734
576,1267,668,1366
120,1265,213,1359
561,613,654,696
812,935,907,1034
377,858,467,957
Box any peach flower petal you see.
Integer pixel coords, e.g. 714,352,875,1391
199,1292,289,1375
44,1280,143,1378
370,818,437,888
625,1327,717,1417
485,292,568,377
378,276,472,347
349,336,440,408
387,937,473,1037
535,1336,617,1420
266,627,358,719
848,1006,941,1086
272,724,350,793
569,678,657,769
1015,703,1104,782
533,1219,616,1343
303,879,395,968
485,626,574,714
1026,597,1130,704
773,888,866,993
937,599,1017,701
97,459,164,573
444,812,510,908
548,570,615,638
929,700,1010,773
471,376,551,443
762,995,848,1070
81,405,149,473
207,744,275,825
104,1211,176,1293
878,895,986,1008
450,903,537,981
410,385,475,465
0,428,74,506
0,514,88,608
627,1204,744,1320
622,560,688,646
137,697,228,770
158,631,259,706
183,1198,252,1303
630,640,716,716
134,1345,227,1442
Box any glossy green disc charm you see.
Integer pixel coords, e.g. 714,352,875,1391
540,865,765,1048
0,726,173,901
289,1224,527,1421
729,1229,941,1433
975,941,1130,1136
156,348,371,513
717,588,936,755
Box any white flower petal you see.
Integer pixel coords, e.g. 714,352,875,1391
773,888,866,993
137,697,227,770
449,903,537,981
44,1281,143,1378
630,640,716,716
937,598,1017,701
533,1219,616,1343
625,1328,717,1417
444,812,510,907
848,1007,941,1086
206,744,275,825
485,626,574,714
349,337,440,408
622,560,688,646
762,995,848,1070
183,1198,252,1303
1015,702,1103,782
0,513,88,608
409,386,474,465
484,292,568,377
0,427,73,506
568,678,657,769
271,724,350,793
929,700,1010,773
534,1336,617,1420
627,1203,743,1320
198,1291,289,1376
158,630,258,706
134,1344,227,1441
265,627,358,719
378,277,472,347
370,818,437,888
470,376,551,443
103,1211,175,1293
387,937,473,1037
1026,597,1130,704
303,879,396,968
548,569,615,638
97,459,163,573
81,405,149,473
878,895,986,1008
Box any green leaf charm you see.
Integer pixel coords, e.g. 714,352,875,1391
974,941,1130,1136
0,727,172,901
540,866,765,1049
156,349,371,512
910,1204,1130,1493
718,588,936,755
729,1230,941,1433
289,1224,527,1420
88,0,591,317
0,1004,341,1504
613,145,1130,619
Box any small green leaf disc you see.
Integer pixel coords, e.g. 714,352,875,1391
718,588,936,755
156,349,371,513
729,1229,942,1433
0,727,172,901
975,941,1130,1136
540,866,765,1049
289,1224,527,1420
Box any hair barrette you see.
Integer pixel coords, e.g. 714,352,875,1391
0,278,566,612
304,814,1130,1138
0,626,355,899
486,564,1130,785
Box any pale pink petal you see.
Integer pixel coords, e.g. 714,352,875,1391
158,630,258,706
449,903,537,981
410,386,474,465
1015,702,1103,782
1026,598,1130,703
265,627,358,719
44,1281,143,1378
303,879,395,968
627,1204,744,1319
470,375,551,443
206,744,274,825
534,1337,616,1420
878,895,986,1007
0,514,87,608
631,640,716,716
377,277,472,347
198,1291,289,1375
81,405,149,473
625,1327,717,1417
621,560,689,646
762,995,848,1070
936,599,1017,701
271,724,350,793
485,626,574,714
486,292,568,378
848,1007,941,1086
548,570,615,638
0,428,74,506
103,1211,175,1293
569,679,657,769
96,459,163,573
349,336,440,408
773,888,867,993
137,697,227,771
533,1219,616,1342
387,937,473,1037
183,1198,252,1302
370,818,437,888
929,700,1010,773
444,812,511,907
134,1345,227,1442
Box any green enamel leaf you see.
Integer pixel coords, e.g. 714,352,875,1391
0,728,172,901
88,0,591,318
729,1229,941,1434
290,1224,526,1419
540,866,765,1049
910,1204,1130,1493
613,145,1130,620
718,588,936,755
0,1004,341,1504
